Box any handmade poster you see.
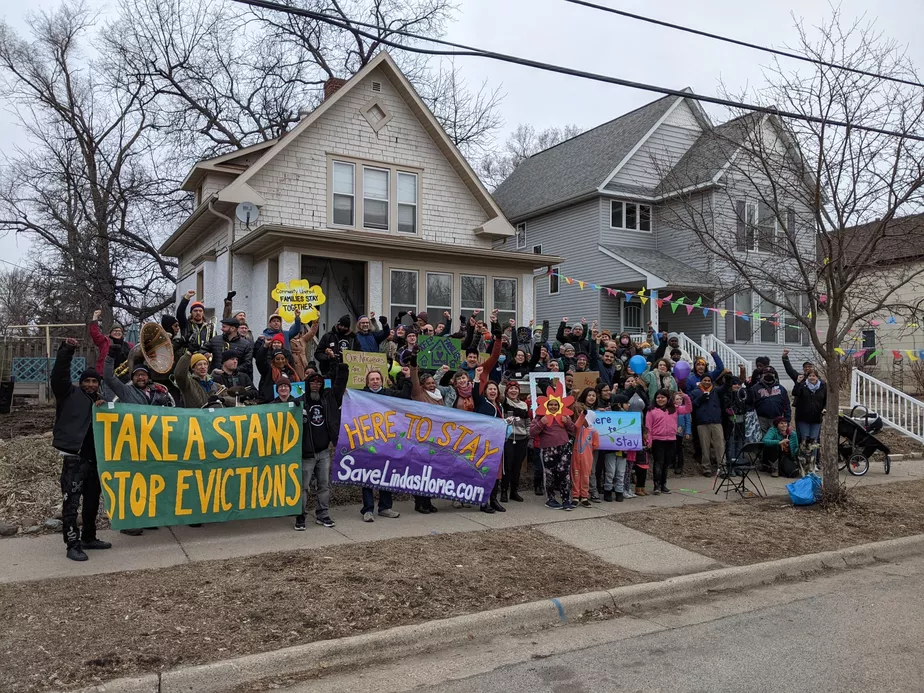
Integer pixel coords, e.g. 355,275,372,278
587,410,643,451
342,350,389,389
527,372,567,414
270,279,326,323
571,370,599,394
332,389,506,504
417,336,462,369
93,403,303,529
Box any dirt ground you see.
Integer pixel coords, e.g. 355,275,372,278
0,527,644,693
0,404,56,439
618,478,924,566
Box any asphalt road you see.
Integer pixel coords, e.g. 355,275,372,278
281,555,924,693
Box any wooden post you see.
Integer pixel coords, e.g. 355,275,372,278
650,290,660,334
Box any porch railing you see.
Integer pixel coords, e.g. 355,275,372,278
851,368,924,444
702,334,752,376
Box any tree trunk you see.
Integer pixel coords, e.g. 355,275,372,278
819,356,845,503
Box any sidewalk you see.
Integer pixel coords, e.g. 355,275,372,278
2,459,920,584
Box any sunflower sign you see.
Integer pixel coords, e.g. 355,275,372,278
271,279,326,323
527,373,574,417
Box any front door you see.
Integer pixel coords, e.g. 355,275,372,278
300,256,366,332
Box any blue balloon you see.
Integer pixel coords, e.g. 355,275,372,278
628,355,647,375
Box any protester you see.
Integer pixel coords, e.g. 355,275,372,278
209,318,254,377
723,376,749,463
359,369,410,521
174,352,221,409
295,364,348,531
575,387,602,503
262,311,303,350
499,380,530,504
791,369,827,444
355,312,391,353
690,374,727,477
762,416,800,477
176,290,215,352
781,348,815,384
89,309,133,375
212,352,259,403
674,392,692,473
256,337,303,402
572,391,600,507
317,315,358,375
685,353,725,392
408,360,453,513
645,389,692,494
602,393,631,501
750,368,791,435
643,359,676,401
272,376,298,404
529,398,576,510
51,338,111,562
472,367,506,513
556,317,591,355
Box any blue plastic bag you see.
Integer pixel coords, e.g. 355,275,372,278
787,473,822,506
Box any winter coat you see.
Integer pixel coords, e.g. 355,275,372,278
88,322,134,375
103,355,175,407
555,321,592,356
212,369,258,402
473,381,505,418
51,342,102,457
260,314,302,350
677,412,692,437
690,384,727,425
750,380,791,421
685,354,725,393
176,296,215,352
645,394,692,442
316,329,359,375
174,352,221,409
502,397,531,440
208,334,254,378
763,426,799,457
792,379,827,424
302,364,349,455
362,377,411,400
643,368,677,401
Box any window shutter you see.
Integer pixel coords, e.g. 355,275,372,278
735,200,747,251
725,296,736,344
786,207,796,253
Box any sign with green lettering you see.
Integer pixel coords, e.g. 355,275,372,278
93,403,303,529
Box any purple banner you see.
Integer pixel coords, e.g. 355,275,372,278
333,389,507,504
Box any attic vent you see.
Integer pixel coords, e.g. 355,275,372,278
360,98,393,133
371,81,382,92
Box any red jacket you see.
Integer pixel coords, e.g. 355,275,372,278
89,322,134,374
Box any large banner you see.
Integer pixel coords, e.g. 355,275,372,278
587,410,643,451
93,403,303,529
333,389,506,504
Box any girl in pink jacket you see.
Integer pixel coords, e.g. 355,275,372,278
644,388,692,495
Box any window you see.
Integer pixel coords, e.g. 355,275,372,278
397,172,417,234
610,200,652,231
363,167,389,230
532,244,543,254
863,330,877,365
624,303,643,333
195,270,204,304
784,293,803,345
757,201,777,252
426,272,452,321
516,223,526,249
734,292,752,342
493,278,517,326
549,265,560,295
461,275,485,317
390,269,417,324
332,161,355,226
760,296,777,343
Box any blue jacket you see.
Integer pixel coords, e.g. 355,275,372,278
685,353,725,393
750,380,791,421
355,325,390,353
677,412,691,437
690,384,726,425
261,314,302,350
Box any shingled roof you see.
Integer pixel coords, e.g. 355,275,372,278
831,213,924,266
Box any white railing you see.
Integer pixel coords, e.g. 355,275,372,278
702,334,752,376
851,368,924,444
677,332,713,366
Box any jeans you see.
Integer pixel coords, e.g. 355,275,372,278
60,454,101,549
361,488,393,514
796,421,821,443
602,452,627,493
301,448,331,519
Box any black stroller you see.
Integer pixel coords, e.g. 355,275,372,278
837,405,891,476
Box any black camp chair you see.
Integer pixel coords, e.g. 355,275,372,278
714,442,767,499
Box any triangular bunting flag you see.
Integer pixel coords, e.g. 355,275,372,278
663,293,673,301
578,281,585,290
565,277,574,285
807,311,813,318
590,284,599,291
656,299,663,309
685,305,694,315
854,349,866,360
703,308,710,317
819,294,827,303
606,288,617,297
888,316,897,324
868,350,881,361
742,315,750,322
638,288,646,297
693,296,702,308
871,320,880,327
908,350,920,362
625,291,635,300
640,296,648,305
834,347,845,356
677,297,686,305
893,350,903,360
670,301,680,314
720,309,728,318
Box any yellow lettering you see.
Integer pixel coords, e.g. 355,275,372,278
437,422,455,447
265,412,284,456
148,474,165,517
476,440,501,468
161,416,178,461
139,415,162,462
258,466,273,508
235,467,251,509
130,473,147,517
250,466,258,508
113,471,131,521
283,412,300,453
453,426,474,452
459,435,480,462
212,417,234,459
243,414,266,458
96,413,119,461
100,471,116,518
221,468,234,511
415,417,432,443
195,468,218,513
113,416,139,461
372,411,390,441
175,470,193,516
273,463,286,507
286,462,301,505
384,411,397,440
184,418,206,460
230,414,248,458
359,414,373,444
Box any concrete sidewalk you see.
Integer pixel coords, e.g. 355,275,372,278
1,458,919,584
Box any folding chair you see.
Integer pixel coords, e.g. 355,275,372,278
714,442,766,499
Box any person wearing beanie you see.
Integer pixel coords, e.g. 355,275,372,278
257,342,304,403
213,351,259,403
762,416,799,477
555,317,591,356
723,375,749,464
410,310,429,329
749,368,791,436
176,290,215,353
103,338,175,408
355,312,391,353
208,317,254,379
51,338,112,561
316,315,358,376
272,375,297,404
261,310,303,350
174,350,219,409
88,308,135,376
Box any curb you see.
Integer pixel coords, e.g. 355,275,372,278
884,453,922,462
72,534,924,693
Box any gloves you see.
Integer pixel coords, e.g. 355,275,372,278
225,291,236,302
107,343,122,359
379,315,388,326
409,352,418,368
397,311,407,320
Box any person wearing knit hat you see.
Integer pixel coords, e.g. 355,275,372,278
501,380,530,502
176,290,216,353
88,308,135,376
173,350,216,409
52,338,111,561
316,315,358,377
261,310,303,350
273,375,296,403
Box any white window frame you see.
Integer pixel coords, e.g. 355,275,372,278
515,222,526,249
734,291,753,343
389,268,418,324
532,244,543,255
623,303,643,333
362,166,390,231
397,171,418,235
425,272,452,321
461,274,486,317
549,265,560,295
746,201,779,254
331,160,356,227
610,200,653,232
493,277,518,327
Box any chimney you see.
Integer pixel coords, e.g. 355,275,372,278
324,77,348,101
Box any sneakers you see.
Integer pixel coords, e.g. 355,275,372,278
480,504,496,514
561,500,574,511
316,516,335,528
378,508,400,519
362,512,374,523
581,499,592,508
294,515,307,531
545,498,562,509
615,492,625,502
66,546,88,562
590,495,602,504
82,538,112,550
623,488,637,499
661,486,672,494
119,528,143,536
652,487,661,495
603,490,613,502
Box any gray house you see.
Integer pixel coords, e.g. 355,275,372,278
493,90,817,376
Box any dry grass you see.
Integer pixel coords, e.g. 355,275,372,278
0,435,64,531
0,527,644,693
618,479,924,566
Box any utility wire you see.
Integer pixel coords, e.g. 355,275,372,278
563,0,924,91
231,0,924,143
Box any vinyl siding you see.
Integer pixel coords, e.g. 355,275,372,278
600,197,656,250
609,121,702,190
655,191,715,272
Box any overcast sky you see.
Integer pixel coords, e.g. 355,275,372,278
1,0,922,264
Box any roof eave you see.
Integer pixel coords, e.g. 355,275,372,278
160,196,218,257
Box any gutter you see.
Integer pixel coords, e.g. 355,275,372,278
208,200,235,294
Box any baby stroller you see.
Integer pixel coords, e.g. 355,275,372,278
837,405,891,476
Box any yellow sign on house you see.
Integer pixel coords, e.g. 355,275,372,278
271,279,326,323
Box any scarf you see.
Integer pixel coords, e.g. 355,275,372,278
456,383,473,399
506,396,527,412
806,379,821,392
425,388,444,403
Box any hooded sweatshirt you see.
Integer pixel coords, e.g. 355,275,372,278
690,381,727,425
750,375,791,421
645,394,692,441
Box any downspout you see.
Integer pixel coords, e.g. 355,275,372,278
208,200,235,294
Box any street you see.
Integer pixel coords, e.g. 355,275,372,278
280,555,924,693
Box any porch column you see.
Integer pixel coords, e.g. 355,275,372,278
251,258,270,339
649,290,659,334
278,248,301,283
368,261,383,317
231,252,253,324
521,272,535,327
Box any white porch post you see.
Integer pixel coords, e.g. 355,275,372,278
521,272,535,327
368,261,383,317
231,252,253,323
278,248,301,283
649,290,660,334
251,258,270,338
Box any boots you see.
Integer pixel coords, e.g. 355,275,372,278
500,487,509,503
534,480,543,496
489,481,506,513
635,486,648,496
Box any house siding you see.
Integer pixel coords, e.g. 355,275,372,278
179,219,231,279
600,197,656,251
609,119,702,190
241,67,492,249
655,191,715,273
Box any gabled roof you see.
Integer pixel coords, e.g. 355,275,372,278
653,115,748,195
599,245,718,291
180,139,278,193
493,94,679,221
830,213,924,266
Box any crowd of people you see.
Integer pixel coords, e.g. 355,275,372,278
52,296,828,561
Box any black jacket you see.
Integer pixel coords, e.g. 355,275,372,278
317,328,359,375
556,321,592,356
213,369,259,401
176,296,215,352
209,334,254,377
51,343,101,457
791,379,827,424
302,364,349,455
473,381,505,418
362,375,412,399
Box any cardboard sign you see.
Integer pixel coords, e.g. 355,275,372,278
342,350,389,390
417,336,463,370
271,279,326,323
571,370,600,394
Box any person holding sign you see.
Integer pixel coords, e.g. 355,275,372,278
529,399,576,510
52,339,112,562
472,367,506,514
408,353,448,514
500,381,530,503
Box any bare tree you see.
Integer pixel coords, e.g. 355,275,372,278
477,123,583,189
0,268,42,327
0,2,178,322
656,11,924,501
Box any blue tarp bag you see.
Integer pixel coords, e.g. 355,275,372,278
787,473,822,506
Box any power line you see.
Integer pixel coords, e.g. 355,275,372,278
563,0,924,91
231,0,924,143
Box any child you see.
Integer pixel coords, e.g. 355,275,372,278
674,392,691,473
571,409,600,507
762,416,799,478
529,399,577,510
603,393,630,501
644,388,692,495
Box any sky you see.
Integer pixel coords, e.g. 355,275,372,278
1,0,922,265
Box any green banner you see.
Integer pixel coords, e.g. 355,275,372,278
93,403,303,529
